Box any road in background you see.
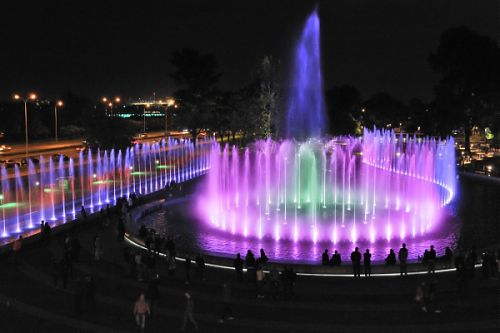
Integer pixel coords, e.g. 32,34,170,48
0,131,186,161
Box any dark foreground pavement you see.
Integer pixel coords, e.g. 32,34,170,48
0,209,498,333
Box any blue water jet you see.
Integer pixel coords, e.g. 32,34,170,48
286,9,327,140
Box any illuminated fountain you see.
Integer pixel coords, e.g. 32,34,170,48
0,137,213,240
199,131,456,245
197,9,456,248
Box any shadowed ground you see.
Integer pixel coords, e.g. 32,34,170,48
0,207,497,333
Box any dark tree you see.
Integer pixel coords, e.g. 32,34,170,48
429,26,500,151
325,85,360,135
58,92,92,138
83,107,137,150
362,92,406,130
405,98,433,134
170,48,221,141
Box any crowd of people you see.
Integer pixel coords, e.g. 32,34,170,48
7,188,497,332
319,244,500,278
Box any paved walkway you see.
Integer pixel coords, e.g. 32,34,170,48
0,208,498,333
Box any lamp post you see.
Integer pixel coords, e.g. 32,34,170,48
0,193,5,237
13,93,37,157
143,103,150,134
102,96,120,116
54,100,63,142
165,98,175,138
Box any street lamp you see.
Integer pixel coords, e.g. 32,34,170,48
143,103,150,134
165,98,175,138
102,96,120,116
54,100,63,142
0,193,5,237
13,93,37,157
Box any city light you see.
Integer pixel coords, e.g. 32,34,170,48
57,100,63,107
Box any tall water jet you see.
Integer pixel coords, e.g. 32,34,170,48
286,9,327,140
197,8,457,260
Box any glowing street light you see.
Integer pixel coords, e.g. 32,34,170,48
13,93,37,157
54,100,63,142
143,103,150,133
164,98,176,138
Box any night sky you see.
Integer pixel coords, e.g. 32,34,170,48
1,0,498,102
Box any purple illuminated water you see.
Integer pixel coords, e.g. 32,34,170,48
198,130,456,246
286,9,326,140
192,9,457,261
0,138,213,243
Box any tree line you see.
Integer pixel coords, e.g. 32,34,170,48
1,26,498,152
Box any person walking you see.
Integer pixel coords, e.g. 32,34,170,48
133,293,150,333
234,253,244,281
322,249,329,266
350,247,361,277
195,254,206,281
185,257,192,285
218,283,235,323
428,245,436,274
181,292,198,331
398,243,408,276
81,206,87,220
12,235,23,265
385,249,396,265
94,234,103,261
363,249,372,277
40,220,45,243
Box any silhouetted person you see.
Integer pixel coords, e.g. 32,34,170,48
69,238,79,264
245,250,255,268
40,220,45,243
218,283,234,323
428,245,436,274
74,278,84,314
331,250,342,266
260,248,268,263
398,243,408,276
364,249,372,277
444,246,453,266
43,222,52,243
117,218,125,241
60,258,69,289
133,293,150,332
234,253,244,281
281,266,296,299
385,249,396,265
12,235,23,265
195,254,205,281
454,251,468,298
180,292,198,331
470,246,477,264
322,249,329,266
138,224,148,239
80,206,87,220
423,280,440,313
185,257,192,284
351,247,361,277
84,275,96,312
166,237,176,256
